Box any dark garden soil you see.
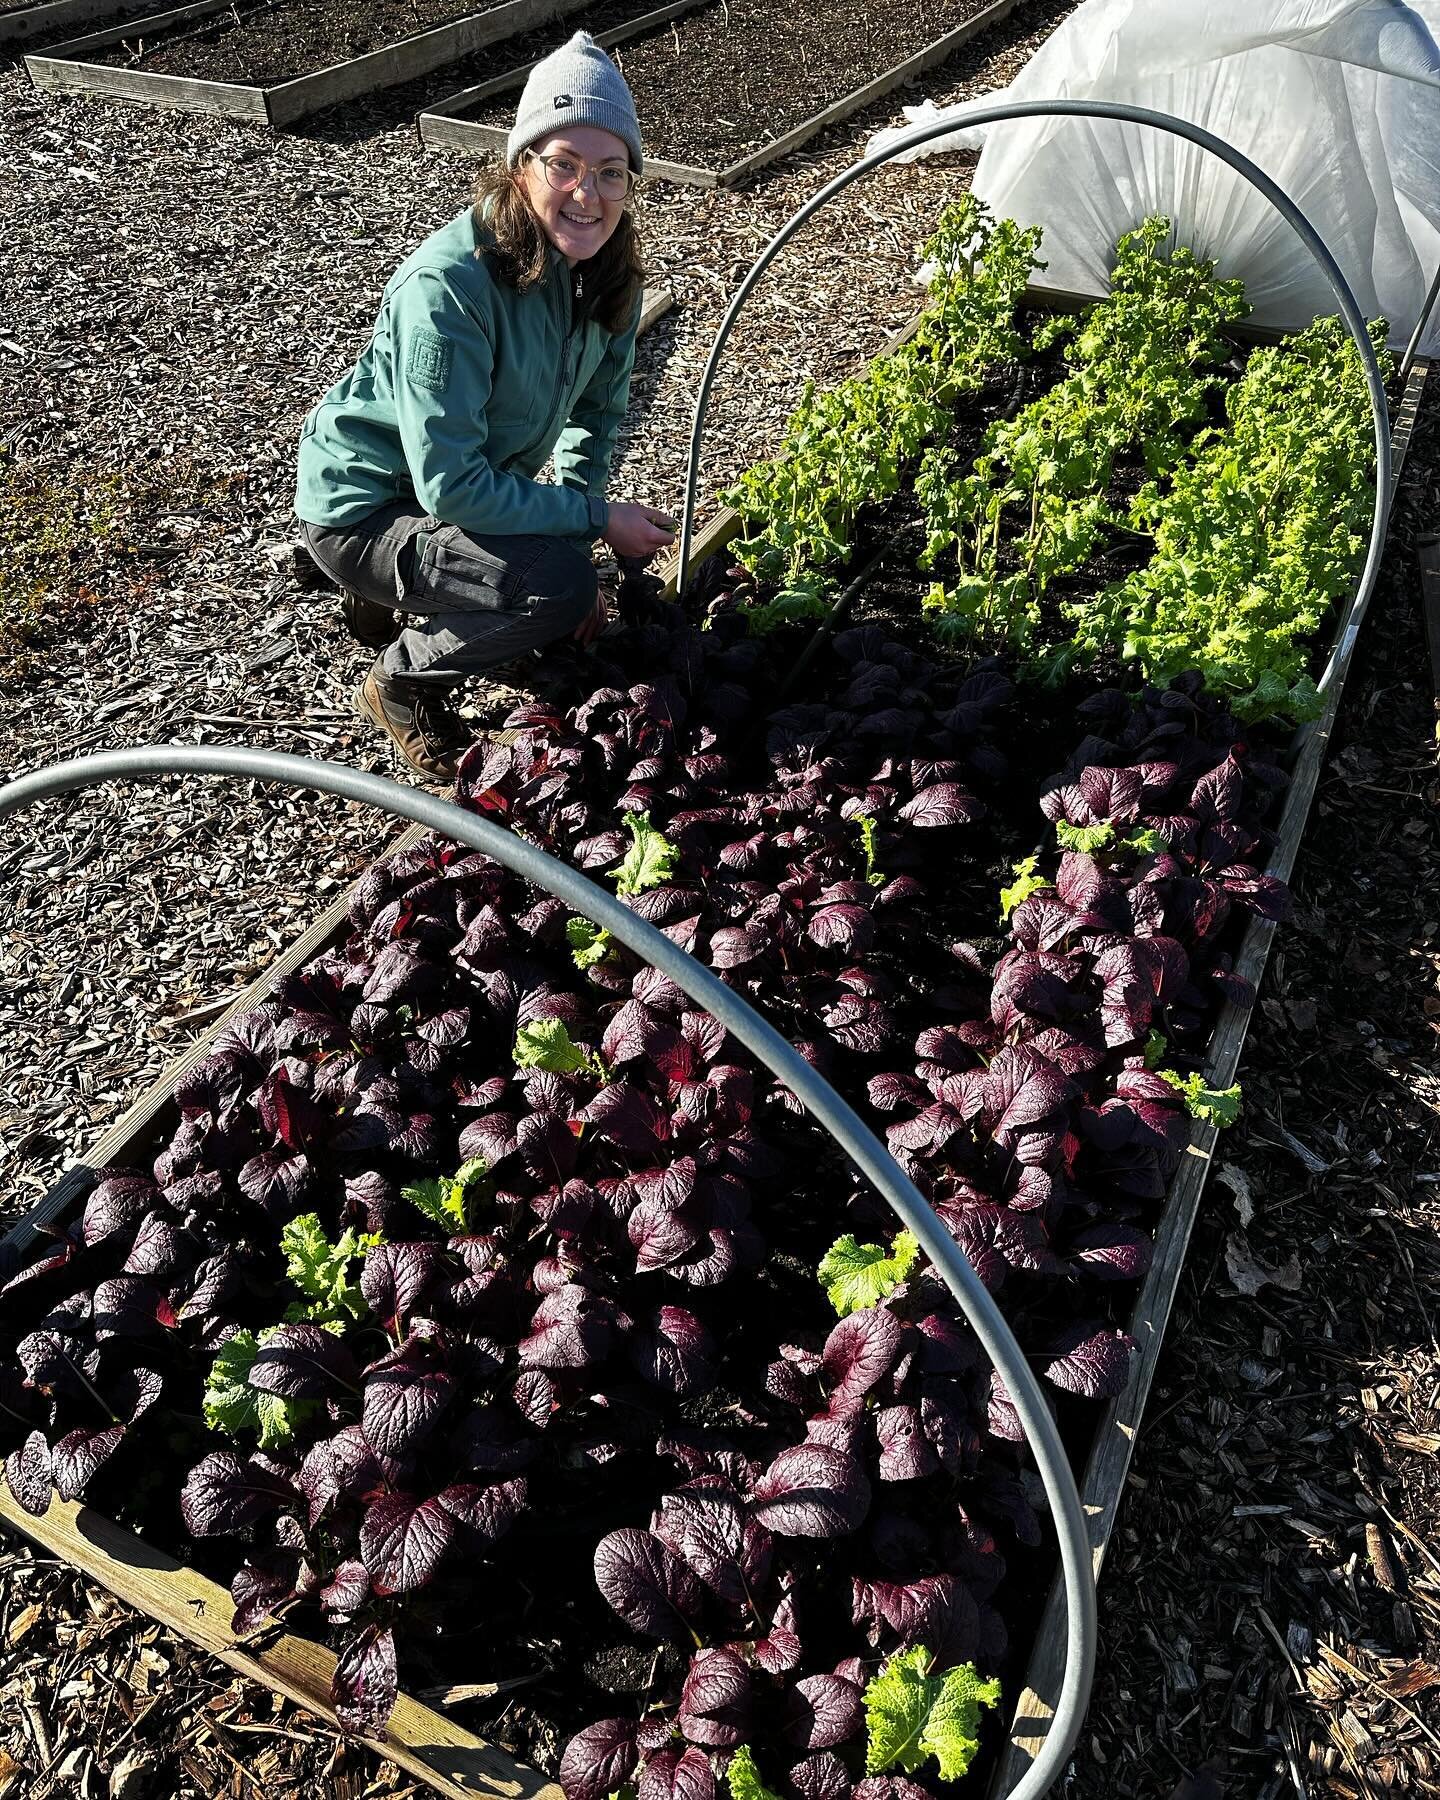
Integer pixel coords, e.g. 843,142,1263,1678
89,0,509,87
457,0,1006,169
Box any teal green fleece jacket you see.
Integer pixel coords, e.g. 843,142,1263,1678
294,207,638,541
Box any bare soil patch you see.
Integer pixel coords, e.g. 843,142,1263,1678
411,0,689,101
89,0,509,87
459,0,1005,168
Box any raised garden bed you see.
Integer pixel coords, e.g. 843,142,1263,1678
0,205,1423,1800
0,0,159,52
23,0,591,126
420,0,1024,188
394,0,700,125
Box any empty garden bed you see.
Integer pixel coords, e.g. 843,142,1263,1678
23,0,590,124
0,0,161,51
421,0,1024,185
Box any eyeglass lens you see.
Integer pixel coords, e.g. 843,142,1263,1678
540,155,632,198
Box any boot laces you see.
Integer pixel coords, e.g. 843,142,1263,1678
412,695,466,753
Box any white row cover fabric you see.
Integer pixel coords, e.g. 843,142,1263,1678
869,1,1440,354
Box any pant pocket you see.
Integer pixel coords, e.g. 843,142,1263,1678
405,524,539,615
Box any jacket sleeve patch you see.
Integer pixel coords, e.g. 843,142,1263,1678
407,326,453,393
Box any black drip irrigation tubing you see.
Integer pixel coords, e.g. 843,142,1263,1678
0,744,1091,1799
671,98,1394,1796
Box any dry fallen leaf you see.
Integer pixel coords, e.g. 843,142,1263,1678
1216,1162,1255,1226
0,1750,23,1798
1224,1233,1303,1295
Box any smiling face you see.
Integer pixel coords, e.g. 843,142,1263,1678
518,126,632,267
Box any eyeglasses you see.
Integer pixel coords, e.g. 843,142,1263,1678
526,150,636,202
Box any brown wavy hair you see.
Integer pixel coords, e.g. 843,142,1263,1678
471,160,645,337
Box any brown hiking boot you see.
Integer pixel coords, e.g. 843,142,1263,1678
354,670,467,781
339,588,398,648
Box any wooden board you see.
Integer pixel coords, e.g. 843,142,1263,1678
419,0,1024,188
1392,356,1428,482
24,0,591,125
986,356,1430,1797
417,0,700,122
657,503,742,600
418,108,719,186
0,0,168,50
636,284,673,337
0,1486,560,1800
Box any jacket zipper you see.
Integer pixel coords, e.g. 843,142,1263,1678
510,263,580,470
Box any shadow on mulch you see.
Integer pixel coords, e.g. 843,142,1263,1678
1064,378,1440,1800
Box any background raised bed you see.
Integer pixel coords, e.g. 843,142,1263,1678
0,0,164,52
24,0,591,125
420,0,1023,186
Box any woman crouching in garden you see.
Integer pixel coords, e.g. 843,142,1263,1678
294,32,676,779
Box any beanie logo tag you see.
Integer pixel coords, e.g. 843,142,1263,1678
553,92,572,108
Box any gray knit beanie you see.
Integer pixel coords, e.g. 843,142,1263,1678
507,31,644,176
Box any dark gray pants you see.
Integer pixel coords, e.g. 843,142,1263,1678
302,501,597,693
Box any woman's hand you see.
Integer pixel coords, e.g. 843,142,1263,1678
602,503,676,562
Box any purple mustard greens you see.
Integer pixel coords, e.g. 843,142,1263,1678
0,587,1289,1792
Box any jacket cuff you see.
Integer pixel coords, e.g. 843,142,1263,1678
587,492,610,539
